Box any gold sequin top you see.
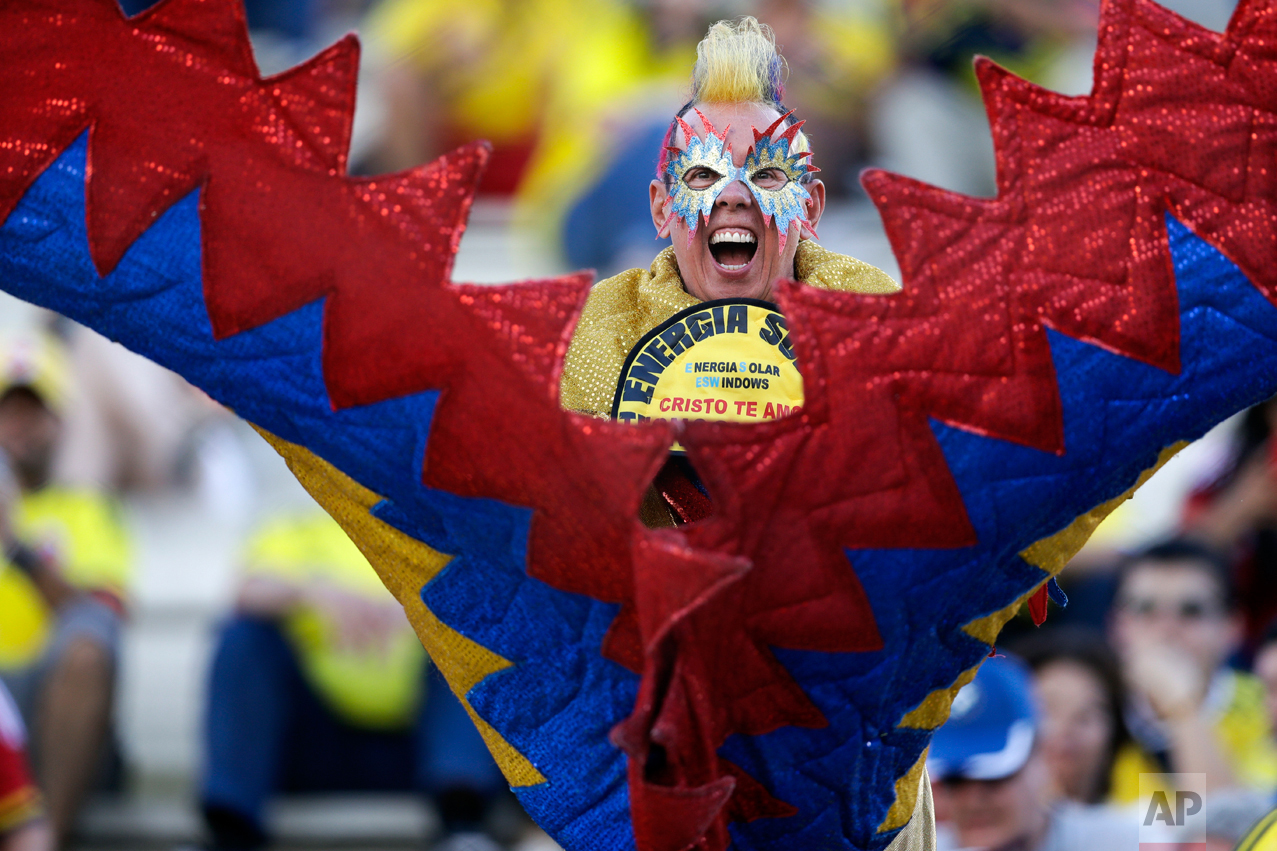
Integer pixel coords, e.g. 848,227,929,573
560,240,901,416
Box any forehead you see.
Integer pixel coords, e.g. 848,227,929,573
1035,659,1106,702
672,102,785,167
1121,559,1223,600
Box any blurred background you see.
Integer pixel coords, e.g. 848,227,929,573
1,0,1269,849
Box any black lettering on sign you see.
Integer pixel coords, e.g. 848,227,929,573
659,321,691,356
759,314,782,345
628,353,667,386
686,311,713,342
641,340,673,369
712,306,725,335
722,376,770,389
621,379,654,405
725,305,748,334
760,314,796,361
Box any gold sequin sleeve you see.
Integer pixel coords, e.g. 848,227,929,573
559,241,899,417
560,248,699,417
794,240,901,294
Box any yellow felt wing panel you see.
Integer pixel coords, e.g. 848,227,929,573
252,425,546,787
876,748,930,833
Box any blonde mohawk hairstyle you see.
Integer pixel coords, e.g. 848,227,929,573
658,17,811,180
692,16,787,105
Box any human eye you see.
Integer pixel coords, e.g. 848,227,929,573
683,168,721,190
751,168,789,190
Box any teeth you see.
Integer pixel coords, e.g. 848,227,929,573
710,230,756,245
720,263,747,271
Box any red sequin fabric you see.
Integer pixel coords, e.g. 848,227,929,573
3,0,1277,849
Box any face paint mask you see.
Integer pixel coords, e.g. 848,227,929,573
742,111,819,254
662,109,737,242
662,109,819,252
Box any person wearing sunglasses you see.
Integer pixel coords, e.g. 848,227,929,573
1107,538,1277,802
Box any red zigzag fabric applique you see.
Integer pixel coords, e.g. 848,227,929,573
4,0,1277,849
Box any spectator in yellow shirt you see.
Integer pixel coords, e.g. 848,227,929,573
1108,539,1277,801
200,511,506,851
0,333,130,849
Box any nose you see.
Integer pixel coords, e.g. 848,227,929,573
716,178,753,208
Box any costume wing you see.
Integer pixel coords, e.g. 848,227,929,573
3,1,1277,849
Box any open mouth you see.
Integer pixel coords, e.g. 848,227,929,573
708,229,758,271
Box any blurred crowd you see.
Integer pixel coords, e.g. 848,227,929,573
107,0,1238,277
0,324,519,851
0,0,1267,849
930,539,1277,849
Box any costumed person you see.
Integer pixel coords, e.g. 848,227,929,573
559,26,932,843
561,17,901,527
200,510,508,851
559,16,942,850
0,680,49,851
4,0,1277,849
0,334,130,850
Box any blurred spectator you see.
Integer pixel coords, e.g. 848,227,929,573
929,654,1135,850
1252,619,1277,751
52,329,224,494
757,0,896,194
1185,396,1277,656
871,0,1098,197
508,0,717,269
1107,539,1277,801
359,0,658,190
201,511,507,851
0,334,130,849
1010,628,1128,805
0,680,50,851
551,0,714,276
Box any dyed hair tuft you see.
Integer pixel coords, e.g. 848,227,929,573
657,16,811,182
692,16,786,106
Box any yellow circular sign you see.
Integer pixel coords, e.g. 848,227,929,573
611,299,804,453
